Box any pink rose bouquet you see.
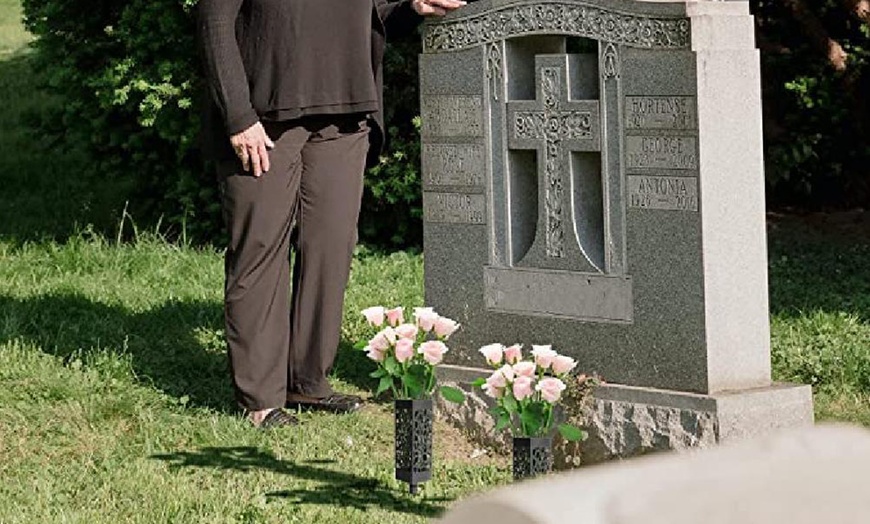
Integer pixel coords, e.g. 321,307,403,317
359,305,465,402
473,344,586,441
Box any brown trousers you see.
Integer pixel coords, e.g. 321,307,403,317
217,115,369,411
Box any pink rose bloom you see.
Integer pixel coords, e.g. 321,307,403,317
361,306,385,327
395,338,415,363
414,307,439,332
385,306,404,326
512,361,537,378
433,316,460,339
365,346,385,362
512,376,534,401
503,344,523,364
551,355,577,375
419,340,448,365
531,345,558,370
536,377,567,403
486,369,507,389
369,327,397,351
478,343,504,366
482,379,503,399
498,364,515,383
394,323,419,340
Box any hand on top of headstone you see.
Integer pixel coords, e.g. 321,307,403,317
412,0,466,17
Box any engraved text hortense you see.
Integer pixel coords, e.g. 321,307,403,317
626,96,696,130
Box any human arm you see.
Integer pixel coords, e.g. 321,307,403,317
198,0,272,175
375,0,465,38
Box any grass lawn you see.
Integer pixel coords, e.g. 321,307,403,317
0,1,868,522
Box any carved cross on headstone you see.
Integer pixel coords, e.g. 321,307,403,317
506,54,603,272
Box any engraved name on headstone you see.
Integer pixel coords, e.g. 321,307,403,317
422,144,485,188
625,96,696,130
423,192,486,224
625,136,698,170
628,175,698,211
421,96,484,137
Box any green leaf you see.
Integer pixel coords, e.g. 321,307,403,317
376,376,393,397
402,372,422,391
558,424,587,442
384,356,399,375
353,340,368,351
502,394,518,414
470,378,486,388
439,385,466,404
369,368,386,379
495,413,511,432
520,407,544,436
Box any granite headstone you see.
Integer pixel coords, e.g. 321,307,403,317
420,0,813,459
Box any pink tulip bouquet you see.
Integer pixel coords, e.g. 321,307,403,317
473,343,586,441
359,306,465,402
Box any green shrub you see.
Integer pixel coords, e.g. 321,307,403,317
22,0,423,247
20,0,870,248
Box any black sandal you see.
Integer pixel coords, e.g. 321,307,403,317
255,408,299,429
285,393,363,414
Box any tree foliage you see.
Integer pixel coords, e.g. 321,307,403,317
19,0,869,247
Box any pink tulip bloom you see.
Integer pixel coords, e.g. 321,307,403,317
394,323,419,340
512,361,537,378
395,338,415,363
531,345,557,370
365,346,385,362
536,377,567,403
361,306,386,327
419,340,448,365
486,369,507,389
551,355,577,375
433,316,460,339
385,307,404,326
512,376,534,401
478,343,505,366
503,344,523,364
414,307,439,332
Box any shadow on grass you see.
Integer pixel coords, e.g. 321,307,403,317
0,291,387,411
767,222,870,321
0,291,233,411
152,446,450,517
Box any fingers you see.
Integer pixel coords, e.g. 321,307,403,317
428,0,465,9
230,121,272,176
258,142,270,174
414,0,464,15
238,147,251,173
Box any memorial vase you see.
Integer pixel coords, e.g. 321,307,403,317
394,398,433,494
512,436,553,481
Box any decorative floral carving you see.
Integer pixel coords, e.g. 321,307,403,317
424,2,690,53
602,42,619,80
486,42,503,101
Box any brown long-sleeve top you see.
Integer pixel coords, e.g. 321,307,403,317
198,0,422,149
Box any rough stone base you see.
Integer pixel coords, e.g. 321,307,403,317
435,365,814,468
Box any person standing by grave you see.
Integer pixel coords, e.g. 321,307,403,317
198,0,465,428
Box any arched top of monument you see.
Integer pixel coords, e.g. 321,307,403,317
423,0,694,54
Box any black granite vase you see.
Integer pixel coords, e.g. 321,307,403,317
394,398,433,494
512,436,553,481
